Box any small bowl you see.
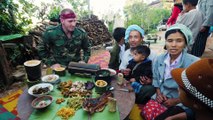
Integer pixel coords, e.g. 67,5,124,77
28,83,54,97
54,67,66,76
41,74,59,84
95,69,111,84
95,80,108,94
31,95,53,109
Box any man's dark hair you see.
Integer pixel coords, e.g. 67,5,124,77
135,45,150,58
112,27,126,43
183,0,198,6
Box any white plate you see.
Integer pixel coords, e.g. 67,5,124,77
41,74,59,83
101,68,116,76
28,83,54,97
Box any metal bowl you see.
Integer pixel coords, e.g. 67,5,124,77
31,95,53,109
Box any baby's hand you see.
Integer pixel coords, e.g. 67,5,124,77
139,76,152,85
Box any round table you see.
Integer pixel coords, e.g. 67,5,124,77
17,76,135,120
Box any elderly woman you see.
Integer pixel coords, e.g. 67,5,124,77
142,24,200,120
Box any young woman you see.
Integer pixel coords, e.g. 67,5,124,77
142,24,200,120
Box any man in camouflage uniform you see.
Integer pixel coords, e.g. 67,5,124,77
37,8,91,66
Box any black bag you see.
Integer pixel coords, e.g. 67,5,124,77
68,62,100,75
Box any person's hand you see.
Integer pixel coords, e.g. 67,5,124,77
130,78,136,82
200,26,207,32
121,68,131,76
165,112,187,120
165,116,173,120
163,98,179,107
139,76,152,85
78,61,86,64
156,93,167,104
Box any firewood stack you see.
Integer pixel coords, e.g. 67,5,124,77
29,14,113,49
29,21,51,48
77,15,113,47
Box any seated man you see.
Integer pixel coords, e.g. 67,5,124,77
119,25,157,104
119,25,157,74
37,8,91,66
109,27,129,70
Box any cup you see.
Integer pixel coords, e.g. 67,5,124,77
117,73,124,85
108,97,117,112
24,60,42,81
53,65,66,76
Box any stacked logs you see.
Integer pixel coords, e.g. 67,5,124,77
77,15,113,47
29,21,51,48
29,15,113,48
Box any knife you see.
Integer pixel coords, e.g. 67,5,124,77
117,88,129,92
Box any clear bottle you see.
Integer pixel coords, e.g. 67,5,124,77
117,73,124,85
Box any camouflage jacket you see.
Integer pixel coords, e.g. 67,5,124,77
37,25,91,66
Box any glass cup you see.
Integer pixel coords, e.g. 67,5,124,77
108,97,117,112
117,73,124,85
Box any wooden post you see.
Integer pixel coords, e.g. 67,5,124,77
0,41,13,87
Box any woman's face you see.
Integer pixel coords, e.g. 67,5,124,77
129,30,143,47
165,32,186,58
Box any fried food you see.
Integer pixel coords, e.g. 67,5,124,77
56,98,65,104
95,80,107,87
67,97,83,110
57,107,75,119
82,92,113,113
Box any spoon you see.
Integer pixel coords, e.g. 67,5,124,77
109,86,114,91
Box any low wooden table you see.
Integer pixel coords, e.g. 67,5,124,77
17,75,135,120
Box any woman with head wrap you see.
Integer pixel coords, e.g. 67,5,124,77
141,24,200,120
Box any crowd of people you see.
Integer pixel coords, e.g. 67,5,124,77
36,0,213,119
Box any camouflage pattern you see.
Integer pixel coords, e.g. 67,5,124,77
37,25,91,66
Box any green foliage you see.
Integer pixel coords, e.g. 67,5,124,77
124,1,170,33
67,0,89,19
47,6,61,22
108,21,114,33
0,0,33,35
44,0,90,23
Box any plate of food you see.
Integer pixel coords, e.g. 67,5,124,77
101,68,116,76
41,74,60,84
28,83,54,97
31,95,53,109
82,92,113,114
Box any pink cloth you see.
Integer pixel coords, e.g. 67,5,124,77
141,100,167,120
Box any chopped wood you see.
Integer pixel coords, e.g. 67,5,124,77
29,14,113,47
